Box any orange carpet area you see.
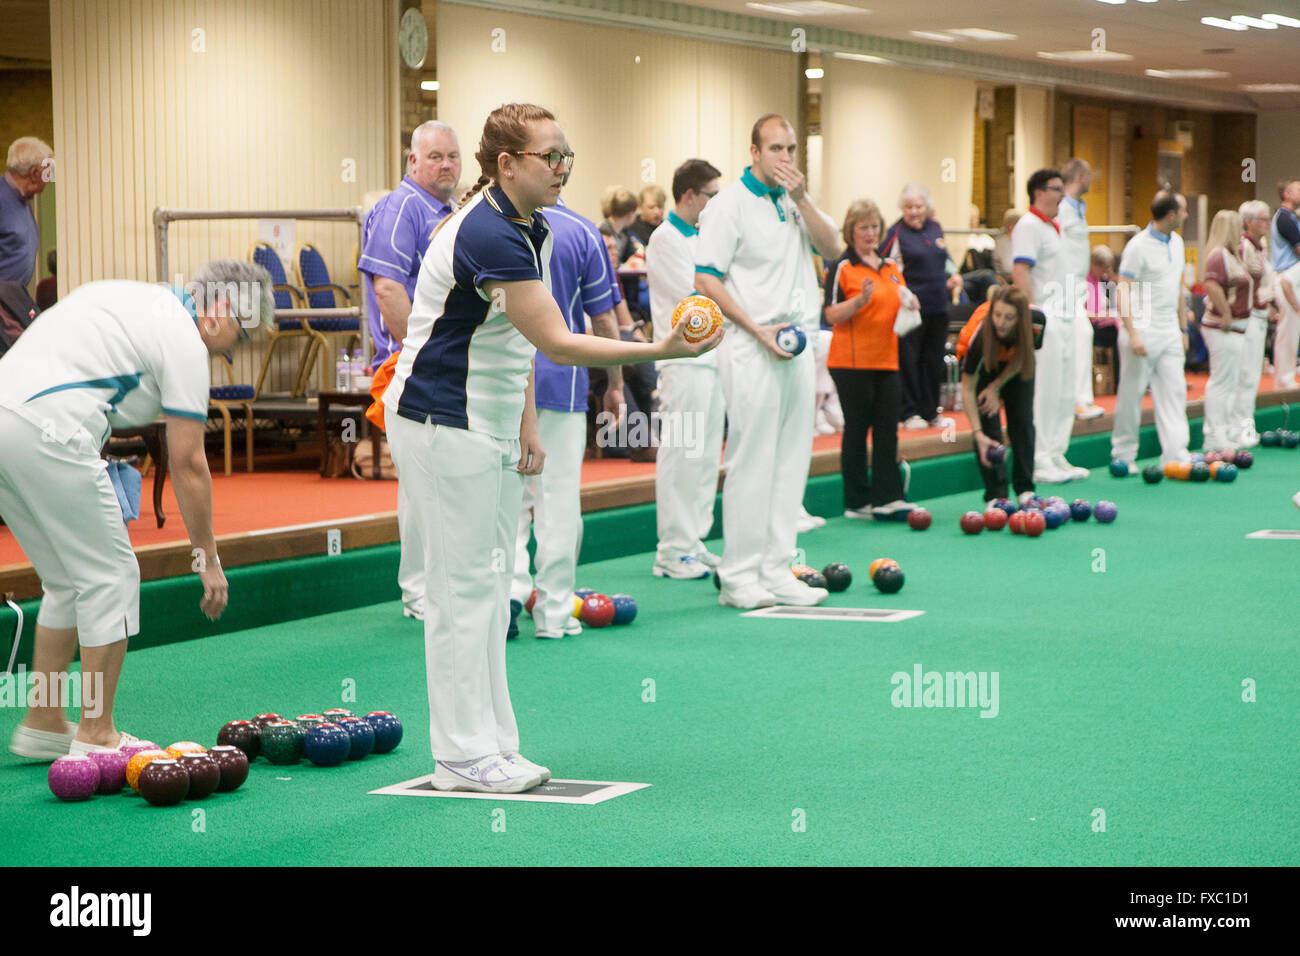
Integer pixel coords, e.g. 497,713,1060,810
0,369,1273,567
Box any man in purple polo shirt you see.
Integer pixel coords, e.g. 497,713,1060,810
1,137,54,286
359,121,460,621
509,201,624,640
359,121,461,370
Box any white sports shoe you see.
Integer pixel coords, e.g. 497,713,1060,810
9,722,79,760
1017,490,1037,507
719,584,777,610
501,752,551,785
1238,430,1260,449
432,754,542,793
929,414,955,429
767,579,828,606
1075,404,1105,420
843,506,874,520
872,500,916,520
796,507,826,532
69,731,140,756
403,602,425,621
1034,465,1071,484
1293,490,1300,510
692,547,722,569
903,415,928,430
653,555,711,579
1061,463,1091,481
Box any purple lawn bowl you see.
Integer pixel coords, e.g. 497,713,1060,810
87,749,129,794
49,755,100,801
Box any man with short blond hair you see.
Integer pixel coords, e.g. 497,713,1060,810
2,137,54,286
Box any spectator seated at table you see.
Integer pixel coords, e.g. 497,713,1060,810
961,204,998,305
35,249,57,312
628,185,666,248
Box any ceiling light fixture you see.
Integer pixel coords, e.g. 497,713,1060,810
832,51,893,64
910,30,957,42
805,67,825,79
1242,83,1300,91
1231,15,1278,28
1201,16,1248,30
420,80,439,91
1037,49,1134,62
1262,14,1300,27
945,28,1017,40
1145,69,1230,79
744,1,868,16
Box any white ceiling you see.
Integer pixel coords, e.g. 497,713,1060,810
682,0,1300,109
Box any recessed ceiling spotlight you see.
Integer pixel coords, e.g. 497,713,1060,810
1095,0,1126,5
805,67,825,79
1202,16,1248,30
1231,15,1278,28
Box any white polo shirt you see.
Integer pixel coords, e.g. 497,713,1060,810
647,210,716,368
0,280,210,449
1057,195,1091,279
1011,208,1072,322
694,167,821,333
1118,224,1186,332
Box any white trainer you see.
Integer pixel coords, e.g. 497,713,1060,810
69,731,139,756
929,414,955,429
653,555,711,579
796,508,826,532
719,584,777,610
903,415,928,430
1293,490,1300,511
403,602,425,621
1017,490,1037,507
502,752,551,785
872,500,916,520
692,547,722,569
1056,458,1090,481
9,722,79,760
767,579,828,606
432,754,543,793
843,505,874,520
1075,404,1105,420
1034,466,1071,484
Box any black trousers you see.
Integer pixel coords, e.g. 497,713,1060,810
898,308,949,421
974,371,1035,501
1093,322,1120,388
829,367,904,509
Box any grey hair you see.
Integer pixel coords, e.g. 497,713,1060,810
187,259,276,332
1061,158,1091,184
1090,244,1115,265
6,136,53,176
1239,199,1270,221
409,121,457,158
899,183,932,208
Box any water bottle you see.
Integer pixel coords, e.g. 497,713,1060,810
350,350,365,389
336,349,350,391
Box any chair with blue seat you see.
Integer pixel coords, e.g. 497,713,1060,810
209,363,256,476
249,241,322,398
294,242,362,392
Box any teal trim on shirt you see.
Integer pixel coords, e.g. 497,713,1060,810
741,166,786,221
26,374,142,409
162,406,208,422
1146,223,1171,244
667,210,697,238
695,265,724,278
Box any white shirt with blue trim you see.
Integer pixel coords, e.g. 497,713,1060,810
1118,224,1185,332
647,210,716,368
0,280,210,448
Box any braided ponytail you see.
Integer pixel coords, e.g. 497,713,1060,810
455,174,491,212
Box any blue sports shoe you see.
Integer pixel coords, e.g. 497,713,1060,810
507,599,522,640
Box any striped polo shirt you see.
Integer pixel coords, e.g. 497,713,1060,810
533,203,621,413
822,247,906,371
0,281,210,448
383,186,553,439
694,166,821,333
358,176,454,367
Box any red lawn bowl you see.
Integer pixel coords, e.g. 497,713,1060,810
906,508,932,530
959,511,985,535
1023,512,1046,537
580,594,616,628
982,508,1008,531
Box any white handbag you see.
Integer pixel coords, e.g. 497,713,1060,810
894,287,922,337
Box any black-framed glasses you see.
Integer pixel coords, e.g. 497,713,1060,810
515,150,575,172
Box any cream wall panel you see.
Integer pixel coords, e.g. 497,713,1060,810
821,58,976,241
50,0,397,389
1256,112,1300,206
436,3,797,223
1014,85,1051,209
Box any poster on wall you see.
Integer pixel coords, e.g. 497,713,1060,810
257,219,295,270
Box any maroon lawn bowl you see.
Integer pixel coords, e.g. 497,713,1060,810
179,752,221,799
217,719,261,760
87,749,130,794
138,758,190,807
208,745,250,792
906,508,932,531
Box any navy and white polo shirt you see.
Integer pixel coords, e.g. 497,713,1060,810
383,185,554,439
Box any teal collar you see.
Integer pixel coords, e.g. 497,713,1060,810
171,284,234,364
667,210,697,238
741,166,786,221
741,166,783,199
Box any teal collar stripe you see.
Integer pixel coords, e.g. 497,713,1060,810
163,405,208,423
741,166,785,221
667,210,696,238
170,285,198,324
26,374,141,408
